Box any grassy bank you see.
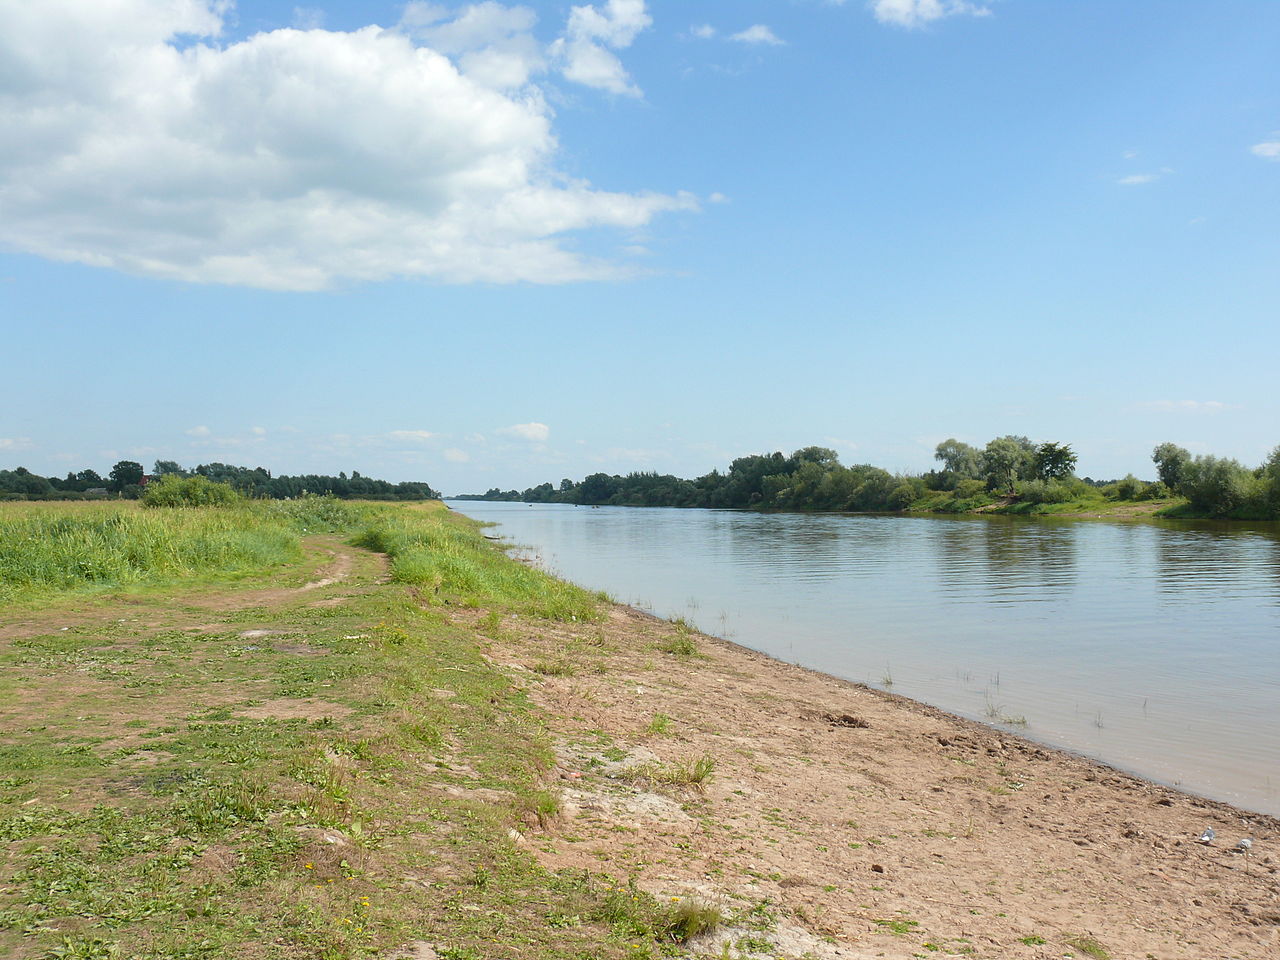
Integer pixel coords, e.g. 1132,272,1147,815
906,489,1185,519
0,500,709,960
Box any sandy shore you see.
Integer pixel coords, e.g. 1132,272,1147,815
473,601,1280,959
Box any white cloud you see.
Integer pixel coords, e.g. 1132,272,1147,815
870,0,992,29
185,425,211,437
443,447,471,462
0,437,33,451
708,192,729,204
689,23,716,40
549,0,652,97
497,421,550,442
0,1,694,291
1117,167,1171,186
1252,138,1280,161
292,6,325,29
251,426,267,436
729,25,784,46
400,2,545,89
388,430,438,442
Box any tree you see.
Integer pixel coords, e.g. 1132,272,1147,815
108,460,144,492
981,436,1036,495
153,460,186,477
1032,442,1077,481
934,439,981,478
1151,443,1191,491
1179,455,1255,517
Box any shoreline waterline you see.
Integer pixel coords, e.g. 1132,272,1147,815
450,500,1280,817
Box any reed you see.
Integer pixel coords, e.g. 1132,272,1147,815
0,501,299,602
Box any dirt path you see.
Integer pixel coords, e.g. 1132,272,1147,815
0,536,386,639
473,604,1280,960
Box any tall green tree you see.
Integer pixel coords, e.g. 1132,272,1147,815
108,460,144,492
934,438,981,478
1152,443,1191,491
981,436,1036,494
1032,442,1077,481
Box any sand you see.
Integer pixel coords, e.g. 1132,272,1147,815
477,603,1280,960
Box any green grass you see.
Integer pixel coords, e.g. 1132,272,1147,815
1064,934,1110,959
621,755,717,790
353,507,602,622
0,500,668,959
0,501,299,602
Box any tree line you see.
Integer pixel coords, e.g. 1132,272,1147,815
0,459,439,502
457,437,1280,520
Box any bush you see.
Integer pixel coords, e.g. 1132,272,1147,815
1018,479,1074,504
953,478,986,499
1179,456,1258,517
143,474,241,508
887,483,917,511
1109,474,1145,501
1137,480,1169,501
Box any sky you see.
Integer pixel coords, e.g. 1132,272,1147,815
1,0,1278,494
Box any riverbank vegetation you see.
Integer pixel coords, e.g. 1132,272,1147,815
458,438,1280,521
5,500,1278,958
0,459,438,502
1,499,708,959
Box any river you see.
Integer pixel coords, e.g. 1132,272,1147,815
449,501,1280,816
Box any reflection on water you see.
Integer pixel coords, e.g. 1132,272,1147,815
451,502,1280,815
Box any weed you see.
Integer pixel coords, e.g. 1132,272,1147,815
874,918,919,935
983,695,1028,727
531,659,576,677
660,630,699,657
1019,934,1047,945
1065,934,1110,959
661,899,722,942
645,713,673,736
622,755,716,790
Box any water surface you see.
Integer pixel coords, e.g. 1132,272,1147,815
451,502,1280,815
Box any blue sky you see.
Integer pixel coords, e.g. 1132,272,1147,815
2,0,1278,493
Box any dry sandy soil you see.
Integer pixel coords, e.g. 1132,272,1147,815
470,603,1280,960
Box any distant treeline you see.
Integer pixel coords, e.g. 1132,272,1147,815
0,459,439,502
457,438,1280,520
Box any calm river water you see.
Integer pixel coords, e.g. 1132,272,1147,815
450,502,1280,816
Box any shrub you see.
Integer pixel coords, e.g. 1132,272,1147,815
1018,479,1073,504
1109,474,1144,501
1179,456,1258,517
887,483,917,511
1137,480,1169,501
953,478,985,499
142,474,240,508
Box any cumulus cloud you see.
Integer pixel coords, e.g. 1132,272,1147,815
185,425,211,437
496,422,550,442
870,0,991,29
0,1,693,290
689,23,716,40
1252,138,1280,161
729,25,784,46
400,1,545,89
388,430,438,442
443,447,471,462
0,437,33,451
548,0,652,97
